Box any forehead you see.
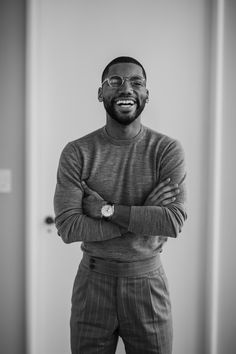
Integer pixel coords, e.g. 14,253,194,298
107,62,144,77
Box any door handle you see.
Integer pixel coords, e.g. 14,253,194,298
44,216,55,225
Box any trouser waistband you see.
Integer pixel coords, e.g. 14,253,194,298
81,253,161,277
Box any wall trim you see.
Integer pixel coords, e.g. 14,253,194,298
208,0,225,353
25,0,40,353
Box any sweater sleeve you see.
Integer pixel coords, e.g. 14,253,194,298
128,139,187,237
53,142,122,243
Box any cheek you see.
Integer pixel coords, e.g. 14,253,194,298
138,94,148,106
142,90,149,100
103,94,114,105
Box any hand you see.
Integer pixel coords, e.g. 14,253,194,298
82,181,105,219
144,178,180,206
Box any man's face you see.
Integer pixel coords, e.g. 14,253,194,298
99,63,149,126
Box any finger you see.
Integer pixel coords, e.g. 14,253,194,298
148,178,171,198
156,189,180,202
162,190,180,200
154,184,179,199
81,181,104,200
150,189,179,205
81,181,94,194
162,197,176,206
149,184,179,202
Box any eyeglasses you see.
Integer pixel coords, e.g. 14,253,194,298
102,75,146,89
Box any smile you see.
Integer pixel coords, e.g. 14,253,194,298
115,99,136,107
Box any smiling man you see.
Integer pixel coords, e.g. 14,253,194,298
54,56,187,354
100,62,148,127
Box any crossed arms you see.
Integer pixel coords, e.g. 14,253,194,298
82,179,182,233
54,141,187,244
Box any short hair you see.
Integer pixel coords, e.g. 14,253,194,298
101,56,147,82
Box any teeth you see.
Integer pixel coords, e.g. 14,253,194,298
116,100,135,106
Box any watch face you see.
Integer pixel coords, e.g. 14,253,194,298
101,204,114,218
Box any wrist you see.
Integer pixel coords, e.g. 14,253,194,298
110,204,131,229
101,202,115,220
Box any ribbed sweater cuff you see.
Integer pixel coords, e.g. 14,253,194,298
101,220,122,240
128,206,151,235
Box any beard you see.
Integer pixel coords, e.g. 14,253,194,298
103,97,146,126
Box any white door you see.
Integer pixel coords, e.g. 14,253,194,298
26,1,210,353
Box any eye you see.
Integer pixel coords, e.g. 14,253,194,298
130,76,145,87
109,76,122,87
131,81,144,87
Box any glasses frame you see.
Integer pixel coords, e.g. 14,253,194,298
101,75,146,89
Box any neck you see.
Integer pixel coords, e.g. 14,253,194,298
106,116,141,139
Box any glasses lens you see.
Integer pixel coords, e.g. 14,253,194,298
107,75,145,88
130,76,145,87
109,76,123,88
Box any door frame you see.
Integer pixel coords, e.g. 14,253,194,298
25,1,225,353
25,0,41,352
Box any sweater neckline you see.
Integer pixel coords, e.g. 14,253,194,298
101,125,145,146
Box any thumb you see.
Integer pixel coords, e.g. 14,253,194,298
81,181,93,194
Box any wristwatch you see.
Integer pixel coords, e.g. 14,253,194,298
101,202,114,220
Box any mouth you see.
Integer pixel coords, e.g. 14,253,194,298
115,98,136,108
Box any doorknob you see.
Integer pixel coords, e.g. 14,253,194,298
44,216,55,225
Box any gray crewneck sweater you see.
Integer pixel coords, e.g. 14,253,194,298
54,125,187,261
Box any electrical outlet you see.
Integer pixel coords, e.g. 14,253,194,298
0,169,12,193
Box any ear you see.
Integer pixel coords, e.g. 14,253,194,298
146,89,149,103
98,87,103,102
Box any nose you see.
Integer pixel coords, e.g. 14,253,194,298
119,78,133,93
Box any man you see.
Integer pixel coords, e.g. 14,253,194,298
54,56,187,354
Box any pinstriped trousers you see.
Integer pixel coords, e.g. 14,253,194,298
70,254,173,354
